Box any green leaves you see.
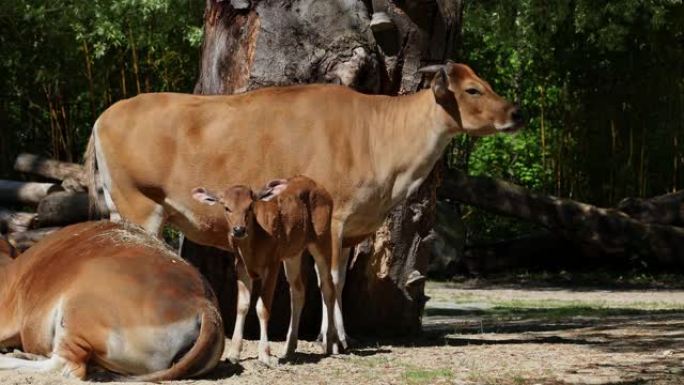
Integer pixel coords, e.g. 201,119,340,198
453,0,684,241
0,0,204,168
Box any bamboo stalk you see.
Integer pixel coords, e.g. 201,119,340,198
128,25,142,95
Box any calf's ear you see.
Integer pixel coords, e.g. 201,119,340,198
257,179,288,201
191,187,219,206
255,204,281,237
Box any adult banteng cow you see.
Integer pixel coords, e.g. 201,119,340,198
0,221,225,380
85,62,523,351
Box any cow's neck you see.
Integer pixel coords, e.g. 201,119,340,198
371,90,457,206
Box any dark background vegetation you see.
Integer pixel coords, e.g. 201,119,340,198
1,0,683,268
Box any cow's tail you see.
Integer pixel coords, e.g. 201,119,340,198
128,301,225,382
83,124,100,218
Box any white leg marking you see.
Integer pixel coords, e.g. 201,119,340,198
255,296,271,365
0,354,67,373
228,262,251,364
143,204,166,237
332,247,350,348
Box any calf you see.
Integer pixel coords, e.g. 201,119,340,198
192,175,337,365
0,221,224,380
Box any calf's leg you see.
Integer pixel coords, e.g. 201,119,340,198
255,261,279,366
228,261,252,364
281,254,305,358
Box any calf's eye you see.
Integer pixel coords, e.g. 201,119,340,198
465,88,481,95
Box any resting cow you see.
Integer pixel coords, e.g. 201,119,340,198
0,221,224,380
192,175,337,365
85,62,524,348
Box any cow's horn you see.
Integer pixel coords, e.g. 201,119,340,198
417,64,446,74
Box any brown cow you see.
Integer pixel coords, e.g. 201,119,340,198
85,62,523,348
192,175,337,365
0,221,224,380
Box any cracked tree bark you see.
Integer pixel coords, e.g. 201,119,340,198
184,0,462,337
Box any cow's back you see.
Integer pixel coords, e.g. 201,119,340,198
13,221,213,333
94,86,378,245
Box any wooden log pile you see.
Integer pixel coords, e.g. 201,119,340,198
439,168,684,269
0,153,106,251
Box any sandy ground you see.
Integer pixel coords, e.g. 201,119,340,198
1,282,683,385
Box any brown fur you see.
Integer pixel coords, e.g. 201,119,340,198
193,175,337,363
0,221,224,380
85,62,522,345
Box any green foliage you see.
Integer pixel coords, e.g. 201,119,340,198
0,0,204,172
454,0,684,241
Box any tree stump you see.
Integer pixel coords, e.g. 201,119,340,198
184,0,462,338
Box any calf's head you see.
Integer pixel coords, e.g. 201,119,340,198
419,62,524,136
191,180,288,240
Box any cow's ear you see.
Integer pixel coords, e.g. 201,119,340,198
432,68,450,100
192,187,219,206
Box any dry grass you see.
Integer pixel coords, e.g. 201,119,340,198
1,281,683,385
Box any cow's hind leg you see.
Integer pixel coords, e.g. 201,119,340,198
308,241,339,355
0,353,86,380
109,188,166,236
316,221,349,351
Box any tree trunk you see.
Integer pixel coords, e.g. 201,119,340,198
439,169,684,267
186,0,461,337
618,190,684,226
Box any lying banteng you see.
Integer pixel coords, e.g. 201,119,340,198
0,221,224,380
192,175,337,365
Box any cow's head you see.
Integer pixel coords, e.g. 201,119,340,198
418,62,524,136
191,180,288,241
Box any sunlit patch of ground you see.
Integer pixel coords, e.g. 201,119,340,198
1,278,682,385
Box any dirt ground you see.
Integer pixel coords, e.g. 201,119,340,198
1,279,683,385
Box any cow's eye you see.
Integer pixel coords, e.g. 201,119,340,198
465,88,481,95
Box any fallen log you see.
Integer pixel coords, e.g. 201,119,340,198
8,227,60,252
460,232,606,274
618,190,684,226
35,191,105,227
14,153,87,186
438,169,684,267
0,238,19,259
0,180,63,205
0,209,36,233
